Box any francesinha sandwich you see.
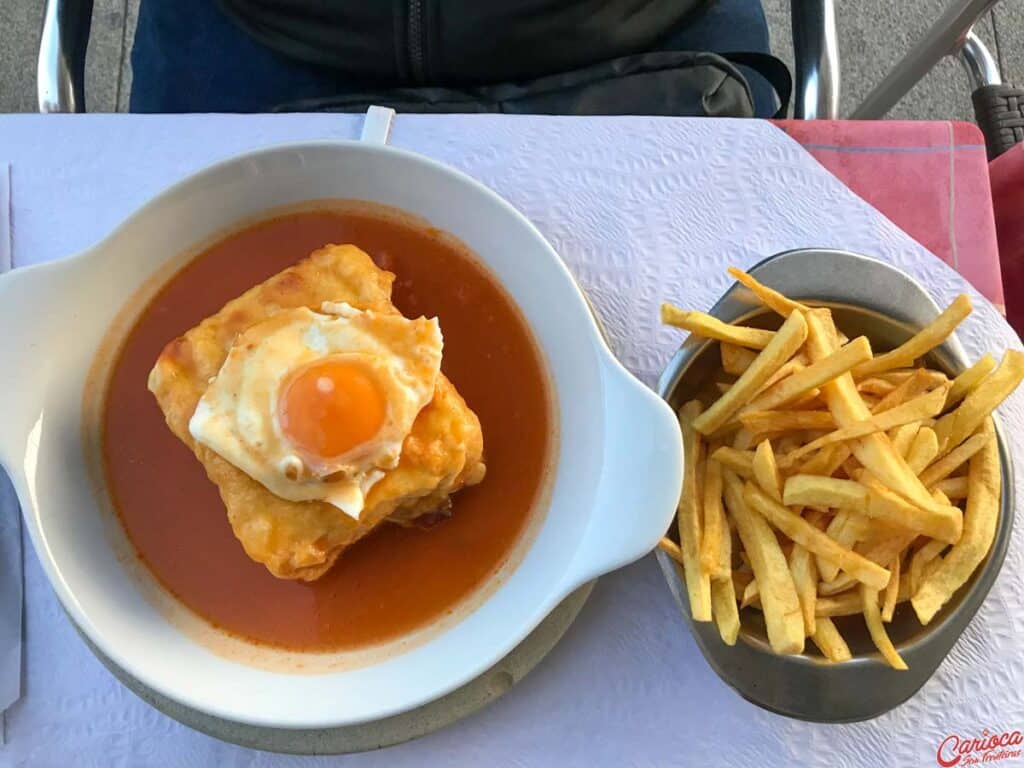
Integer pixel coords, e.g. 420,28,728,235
148,244,485,580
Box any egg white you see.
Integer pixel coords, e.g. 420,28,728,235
189,302,443,519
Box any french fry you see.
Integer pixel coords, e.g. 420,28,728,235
785,475,863,508
658,537,684,565
661,305,774,349
789,388,824,409
946,354,997,408
840,456,863,478
790,508,824,637
860,394,881,409
861,473,963,543
677,401,712,622
882,553,902,622
731,572,752,600
757,360,805,395
783,473,963,544
913,420,1001,624
889,422,920,459
693,311,809,434
723,472,804,654
919,431,992,488
777,434,803,455
710,578,740,645
721,343,758,375
741,410,835,436
740,578,761,609
816,511,867,582
858,378,897,396
906,426,940,474
797,443,851,476
732,428,757,451
873,368,948,413
818,572,857,596
877,370,916,384
727,267,809,317
740,336,873,414
700,457,729,579
909,538,946,597
859,528,920,579
816,591,862,617
803,309,948,516
752,440,783,501
811,617,853,662
790,545,818,637
711,446,755,477
852,294,972,379
743,484,891,590
933,350,1024,455
660,276,1018,670
778,385,949,468
861,584,908,670
933,476,969,500
923,554,945,582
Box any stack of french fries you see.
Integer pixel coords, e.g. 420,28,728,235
657,267,1023,669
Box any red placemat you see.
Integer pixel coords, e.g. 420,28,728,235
776,120,1004,312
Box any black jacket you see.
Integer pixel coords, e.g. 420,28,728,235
218,0,707,85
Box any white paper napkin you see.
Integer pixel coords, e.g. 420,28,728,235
0,162,20,745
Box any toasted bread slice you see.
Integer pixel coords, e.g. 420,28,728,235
148,244,485,580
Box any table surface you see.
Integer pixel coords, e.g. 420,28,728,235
778,119,1004,311
1,113,1022,768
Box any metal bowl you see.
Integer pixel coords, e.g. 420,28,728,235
655,248,1015,723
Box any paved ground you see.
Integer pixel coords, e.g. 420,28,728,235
1,0,1022,118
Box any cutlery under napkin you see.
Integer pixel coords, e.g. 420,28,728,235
0,162,22,744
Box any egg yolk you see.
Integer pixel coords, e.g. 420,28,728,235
279,360,387,459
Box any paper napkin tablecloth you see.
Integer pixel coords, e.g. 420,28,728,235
0,114,1021,768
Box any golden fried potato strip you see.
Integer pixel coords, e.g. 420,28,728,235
811,617,853,662
913,419,1000,625
727,267,809,317
852,294,972,379
677,401,711,622
661,305,773,349
700,456,730,579
933,351,1024,455
946,354,997,408
723,473,804,654
744,484,891,590
862,583,908,670
693,311,808,434
804,309,947,516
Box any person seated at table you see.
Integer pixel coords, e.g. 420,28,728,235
130,0,779,116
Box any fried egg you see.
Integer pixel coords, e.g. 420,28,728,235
189,302,443,519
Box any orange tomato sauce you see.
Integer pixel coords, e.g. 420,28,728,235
102,208,551,651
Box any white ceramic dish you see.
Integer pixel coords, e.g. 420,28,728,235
0,141,682,729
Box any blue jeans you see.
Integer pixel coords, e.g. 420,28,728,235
130,0,775,115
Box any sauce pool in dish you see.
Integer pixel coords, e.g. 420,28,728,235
102,207,552,651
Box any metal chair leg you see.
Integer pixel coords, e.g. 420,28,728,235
791,0,840,119
959,30,1002,89
37,0,94,113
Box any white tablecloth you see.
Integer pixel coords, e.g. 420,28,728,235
1,113,1022,768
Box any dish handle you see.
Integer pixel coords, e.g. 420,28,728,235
565,358,683,586
0,259,78,470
